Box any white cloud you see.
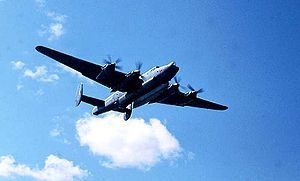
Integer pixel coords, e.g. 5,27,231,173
38,11,67,41
16,84,24,91
0,154,87,181
24,66,47,78
50,128,61,137
11,61,25,70
40,73,59,82
48,23,64,41
47,12,66,23
76,113,181,170
24,66,59,82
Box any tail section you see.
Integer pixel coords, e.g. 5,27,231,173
75,83,133,120
75,83,105,107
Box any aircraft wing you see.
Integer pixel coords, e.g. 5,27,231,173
152,87,228,110
35,46,126,90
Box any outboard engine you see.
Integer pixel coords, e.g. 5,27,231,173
124,103,133,121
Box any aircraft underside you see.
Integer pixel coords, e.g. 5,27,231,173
36,45,228,121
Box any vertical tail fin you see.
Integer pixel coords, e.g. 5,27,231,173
75,83,83,106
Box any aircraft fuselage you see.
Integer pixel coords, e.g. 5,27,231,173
92,62,179,115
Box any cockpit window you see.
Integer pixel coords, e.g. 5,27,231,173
150,66,160,71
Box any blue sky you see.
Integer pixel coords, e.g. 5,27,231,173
1,0,300,180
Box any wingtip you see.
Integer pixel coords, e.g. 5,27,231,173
35,45,43,51
35,45,48,53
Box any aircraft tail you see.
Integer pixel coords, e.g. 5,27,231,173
75,83,105,107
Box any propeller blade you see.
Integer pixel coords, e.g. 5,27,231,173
103,55,122,70
103,58,111,64
174,76,181,84
115,65,122,70
173,76,185,89
135,61,143,71
107,55,112,62
115,58,122,64
196,88,204,94
187,84,195,91
187,84,204,94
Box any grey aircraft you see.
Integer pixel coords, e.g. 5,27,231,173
36,46,228,120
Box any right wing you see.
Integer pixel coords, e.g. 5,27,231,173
151,86,228,110
35,46,126,90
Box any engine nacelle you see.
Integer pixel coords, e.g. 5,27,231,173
185,91,197,98
111,71,143,92
126,70,140,78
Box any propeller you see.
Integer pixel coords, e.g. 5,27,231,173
174,76,181,84
187,84,204,94
173,76,185,89
103,55,122,70
133,61,145,80
135,61,143,71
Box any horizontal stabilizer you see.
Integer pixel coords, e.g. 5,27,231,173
81,95,105,107
75,83,105,107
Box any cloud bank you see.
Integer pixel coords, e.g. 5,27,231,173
0,154,87,181
76,113,181,170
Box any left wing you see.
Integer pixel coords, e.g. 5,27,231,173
151,87,228,110
35,46,128,90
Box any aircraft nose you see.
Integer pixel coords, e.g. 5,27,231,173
170,61,179,70
167,61,179,74
169,61,176,66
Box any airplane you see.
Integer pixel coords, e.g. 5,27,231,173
35,46,228,120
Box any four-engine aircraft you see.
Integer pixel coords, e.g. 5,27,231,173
35,46,228,120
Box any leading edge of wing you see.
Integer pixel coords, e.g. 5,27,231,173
35,46,103,75
153,88,228,111
36,46,130,91
189,97,228,110
35,46,102,73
